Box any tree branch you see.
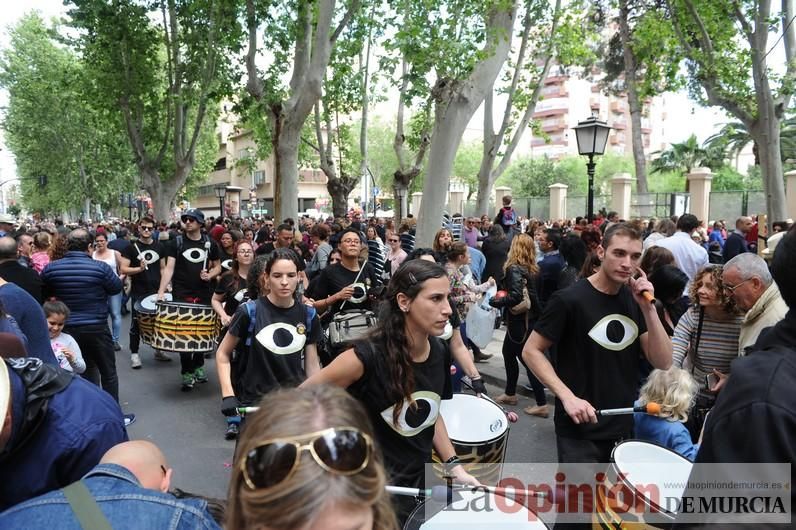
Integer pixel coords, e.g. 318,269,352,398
393,56,409,171
331,0,362,42
245,0,264,100
780,0,796,110
682,0,715,59
731,1,754,41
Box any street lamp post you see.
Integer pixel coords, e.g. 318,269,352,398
573,116,611,222
126,193,133,220
214,184,227,218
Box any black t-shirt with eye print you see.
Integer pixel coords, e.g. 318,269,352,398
122,240,164,298
227,296,322,405
306,262,378,316
214,273,249,316
165,235,220,303
348,337,452,486
533,279,647,441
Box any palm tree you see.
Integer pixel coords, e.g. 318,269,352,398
650,134,721,174
705,117,796,169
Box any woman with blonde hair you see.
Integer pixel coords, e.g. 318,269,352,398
227,385,399,530
488,233,546,417
634,367,700,461
672,264,742,440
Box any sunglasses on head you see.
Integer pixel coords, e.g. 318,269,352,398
241,427,372,491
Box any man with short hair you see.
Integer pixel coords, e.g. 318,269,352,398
463,217,480,248
120,217,168,368
494,195,517,234
158,209,221,391
0,439,221,529
255,223,299,257
15,233,33,268
0,357,128,511
0,236,43,303
722,252,788,355
652,213,708,288
722,215,753,262
537,229,565,307
41,229,124,404
523,223,671,463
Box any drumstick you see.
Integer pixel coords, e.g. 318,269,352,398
596,402,661,417
133,243,147,270
641,290,655,304
237,406,260,415
461,378,519,423
202,240,211,271
339,263,366,311
386,484,548,500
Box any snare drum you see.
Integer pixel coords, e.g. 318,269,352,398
593,440,693,529
153,300,219,352
432,394,510,485
404,490,548,530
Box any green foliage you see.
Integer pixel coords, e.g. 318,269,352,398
0,13,136,215
712,166,763,192
650,134,724,174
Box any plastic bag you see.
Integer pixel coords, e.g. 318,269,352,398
465,284,497,349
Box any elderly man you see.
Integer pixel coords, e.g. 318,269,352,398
15,233,34,268
723,252,788,355
0,213,15,238
0,236,43,303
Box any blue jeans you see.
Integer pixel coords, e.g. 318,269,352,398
107,291,122,343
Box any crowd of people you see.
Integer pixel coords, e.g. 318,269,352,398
0,194,794,528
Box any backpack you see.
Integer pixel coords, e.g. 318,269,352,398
175,234,210,256
242,300,316,348
501,207,516,227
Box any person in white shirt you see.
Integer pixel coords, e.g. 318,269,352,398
651,213,708,291
44,301,86,374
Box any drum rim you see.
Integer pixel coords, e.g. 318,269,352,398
609,438,692,517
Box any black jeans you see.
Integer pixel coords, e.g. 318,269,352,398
129,295,143,354
65,323,118,403
502,317,546,405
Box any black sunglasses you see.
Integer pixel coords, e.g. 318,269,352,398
181,217,197,223
139,226,153,231
241,427,372,490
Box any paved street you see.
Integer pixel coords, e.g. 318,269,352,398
116,313,557,502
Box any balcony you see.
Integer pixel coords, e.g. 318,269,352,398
612,120,626,130
610,100,626,113
541,118,567,132
544,74,567,85
590,98,600,111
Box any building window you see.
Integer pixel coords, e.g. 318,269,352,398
254,170,266,185
237,148,251,160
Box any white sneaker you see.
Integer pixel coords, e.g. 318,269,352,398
131,354,142,369
153,350,172,362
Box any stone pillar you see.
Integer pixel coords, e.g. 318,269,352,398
548,183,568,221
786,170,796,220
687,167,713,223
610,173,634,220
494,186,512,208
411,192,423,216
448,190,465,215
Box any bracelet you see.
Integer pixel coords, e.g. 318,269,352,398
444,455,460,465
443,455,461,476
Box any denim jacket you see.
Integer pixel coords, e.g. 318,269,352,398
0,464,221,530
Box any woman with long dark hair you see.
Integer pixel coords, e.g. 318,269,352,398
481,224,510,284
302,259,478,522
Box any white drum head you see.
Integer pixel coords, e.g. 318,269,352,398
440,394,508,443
142,293,171,311
420,490,547,529
612,441,692,509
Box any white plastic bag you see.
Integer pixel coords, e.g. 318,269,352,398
465,284,497,349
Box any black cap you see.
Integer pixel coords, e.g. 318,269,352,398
181,208,205,224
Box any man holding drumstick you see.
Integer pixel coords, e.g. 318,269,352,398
523,223,672,463
120,216,167,368
157,209,221,391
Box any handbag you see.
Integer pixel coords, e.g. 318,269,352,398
328,309,377,348
508,278,532,315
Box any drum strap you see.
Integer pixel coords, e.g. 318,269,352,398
243,300,316,347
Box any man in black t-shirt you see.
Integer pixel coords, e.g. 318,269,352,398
119,217,167,368
157,209,222,391
523,223,671,464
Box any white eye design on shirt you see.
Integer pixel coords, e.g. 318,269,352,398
437,321,453,341
587,314,639,351
182,248,207,263
255,322,307,355
380,391,441,437
233,289,246,302
140,250,160,265
349,282,367,303
221,258,233,270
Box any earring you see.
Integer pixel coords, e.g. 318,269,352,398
401,306,409,313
